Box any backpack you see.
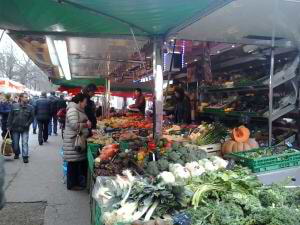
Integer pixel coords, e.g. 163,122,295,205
57,108,66,123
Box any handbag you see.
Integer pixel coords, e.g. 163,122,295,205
73,111,87,153
74,129,86,153
1,131,13,156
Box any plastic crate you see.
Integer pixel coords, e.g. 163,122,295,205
88,143,102,156
119,141,130,151
229,147,300,173
87,143,102,174
94,202,102,225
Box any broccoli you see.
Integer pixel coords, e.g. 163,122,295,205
258,188,285,207
157,159,169,171
246,206,300,225
167,151,181,162
145,161,160,176
284,187,300,207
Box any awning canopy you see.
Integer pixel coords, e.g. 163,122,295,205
0,0,230,37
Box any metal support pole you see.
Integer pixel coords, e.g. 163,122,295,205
268,48,275,146
268,0,278,146
0,30,5,43
107,79,111,117
153,38,163,138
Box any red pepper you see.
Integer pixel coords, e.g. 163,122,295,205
148,142,156,151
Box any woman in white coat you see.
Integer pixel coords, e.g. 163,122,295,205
63,93,91,190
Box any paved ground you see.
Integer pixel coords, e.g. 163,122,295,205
2,130,90,225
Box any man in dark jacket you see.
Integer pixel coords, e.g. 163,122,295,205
57,94,67,111
35,92,52,145
29,95,39,134
48,92,59,136
82,84,97,129
0,94,12,138
7,93,34,163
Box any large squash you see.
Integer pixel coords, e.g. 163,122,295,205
232,126,250,143
221,138,259,155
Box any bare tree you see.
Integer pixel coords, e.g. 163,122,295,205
0,44,19,79
0,42,53,91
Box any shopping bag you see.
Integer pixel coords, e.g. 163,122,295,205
1,131,13,156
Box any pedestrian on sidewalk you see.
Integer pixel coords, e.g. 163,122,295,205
0,94,12,139
63,93,91,190
29,95,39,134
35,92,52,146
7,93,34,163
48,92,59,136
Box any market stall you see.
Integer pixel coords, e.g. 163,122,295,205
1,1,300,225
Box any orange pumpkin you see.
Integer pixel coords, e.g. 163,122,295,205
221,138,259,155
232,126,250,143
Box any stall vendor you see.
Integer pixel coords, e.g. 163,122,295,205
129,88,146,114
173,87,191,124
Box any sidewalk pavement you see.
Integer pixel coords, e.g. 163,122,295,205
2,131,90,225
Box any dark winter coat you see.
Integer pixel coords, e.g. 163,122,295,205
84,95,97,129
57,98,67,111
0,101,12,115
63,102,89,162
35,96,52,121
0,155,4,210
174,96,191,124
7,103,34,132
49,95,59,117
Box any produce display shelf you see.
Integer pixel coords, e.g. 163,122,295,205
229,148,300,173
202,110,265,118
200,84,268,93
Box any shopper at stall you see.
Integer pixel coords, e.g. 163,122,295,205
57,95,67,133
48,91,59,136
63,93,91,190
7,93,34,163
173,87,191,124
129,88,146,114
0,94,12,138
82,84,97,129
57,94,67,111
35,92,52,145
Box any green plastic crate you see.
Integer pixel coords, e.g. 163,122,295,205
94,202,102,225
87,143,102,174
229,147,300,173
119,141,130,151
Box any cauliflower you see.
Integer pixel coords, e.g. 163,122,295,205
169,163,191,182
211,156,228,169
157,171,176,184
185,161,205,177
198,159,217,171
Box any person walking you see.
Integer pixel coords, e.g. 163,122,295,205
0,94,12,138
63,93,91,190
29,95,39,134
48,92,59,136
35,92,52,145
7,93,34,163
82,84,97,129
